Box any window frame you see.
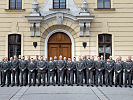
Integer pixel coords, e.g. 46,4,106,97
53,0,66,9
9,0,22,10
98,34,112,60
8,34,21,59
97,0,111,9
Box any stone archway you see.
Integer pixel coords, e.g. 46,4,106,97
45,29,75,60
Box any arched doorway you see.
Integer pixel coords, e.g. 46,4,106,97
48,32,72,60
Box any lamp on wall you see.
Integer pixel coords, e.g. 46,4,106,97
83,42,87,48
33,42,37,48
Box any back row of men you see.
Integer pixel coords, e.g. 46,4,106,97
0,55,133,88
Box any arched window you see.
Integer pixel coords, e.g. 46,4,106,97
8,34,21,58
97,0,111,9
53,0,66,9
98,34,112,60
9,0,22,9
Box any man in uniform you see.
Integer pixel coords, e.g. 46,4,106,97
54,56,58,84
1,57,10,87
91,56,96,84
73,57,77,84
100,56,106,85
66,57,74,86
63,56,67,84
34,55,39,84
86,56,94,86
9,57,13,85
26,56,31,85
19,56,27,86
37,56,47,86
76,56,84,86
47,57,55,86
104,59,114,87
109,56,115,85
11,55,20,86
124,58,133,88
81,55,87,84
118,56,125,85
114,59,123,87
0,58,4,85
57,55,65,86
95,57,104,87
28,58,36,86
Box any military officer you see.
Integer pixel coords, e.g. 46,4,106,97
28,58,36,86
118,56,125,85
9,57,13,85
109,56,115,85
104,59,114,87
54,56,58,84
100,56,106,85
86,56,94,86
63,56,67,84
34,55,40,84
66,57,74,86
0,58,4,85
37,56,47,86
47,57,55,86
1,57,10,87
11,55,20,86
124,58,133,88
81,55,87,84
91,56,96,84
76,57,84,86
73,57,77,84
19,56,27,86
26,56,31,85
95,57,104,87
57,55,65,86
114,59,123,87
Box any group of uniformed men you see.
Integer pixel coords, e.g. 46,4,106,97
0,55,133,88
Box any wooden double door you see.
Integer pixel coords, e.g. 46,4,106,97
48,32,72,60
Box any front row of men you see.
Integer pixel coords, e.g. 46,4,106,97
0,55,133,88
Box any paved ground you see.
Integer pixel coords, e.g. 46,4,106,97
0,85,133,100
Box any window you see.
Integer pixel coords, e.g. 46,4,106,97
9,0,22,9
8,34,21,59
98,34,112,60
97,0,111,9
53,0,66,9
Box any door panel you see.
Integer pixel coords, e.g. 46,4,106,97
48,32,72,60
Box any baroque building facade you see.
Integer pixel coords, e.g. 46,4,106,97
0,0,133,60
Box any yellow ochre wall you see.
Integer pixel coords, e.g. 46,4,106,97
0,0,133,60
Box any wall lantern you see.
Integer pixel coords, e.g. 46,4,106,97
33,42,37,48
83,42,87,48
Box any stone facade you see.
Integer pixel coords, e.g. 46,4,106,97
0,0,133,60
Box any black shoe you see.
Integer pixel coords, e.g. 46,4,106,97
58,84,60,86
11,84,14,87
7,85,9,87
110,85,112,87
91,85,94,87
119,85,122,88
115,85,117,87
100,85,103,87
33,84,35,86
81,84,83,86
87,84,89,87
129,86,132,88
53,84,55,86
17,84,19,87
47,84,49,86
62,84,64,86
106,85,108,87
125,85,127,88
29,84,31,87
71,84,73,86
43,84,45,86
1,85,4,87
77,84,79,86
96,85,98,87
38,84,40,86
